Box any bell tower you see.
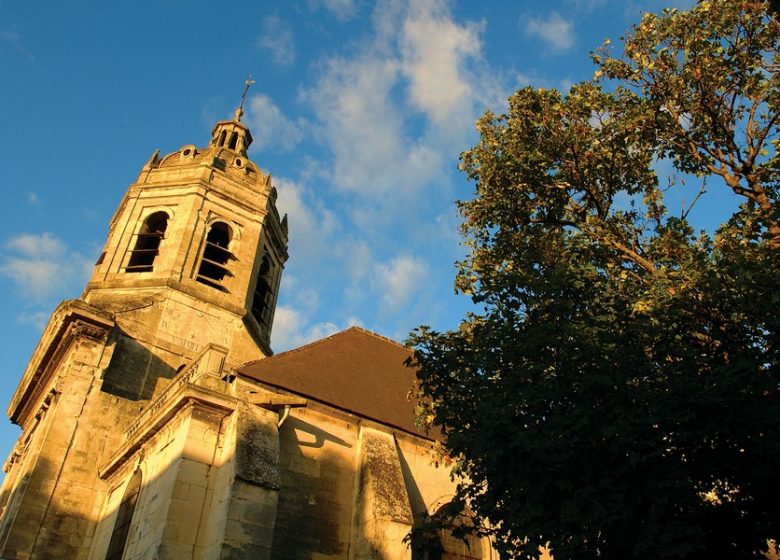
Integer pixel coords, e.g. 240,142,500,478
0,91,290,559
83,94,287,366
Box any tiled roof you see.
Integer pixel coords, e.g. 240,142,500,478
238,327,429,438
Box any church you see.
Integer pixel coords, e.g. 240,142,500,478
0,101,495,559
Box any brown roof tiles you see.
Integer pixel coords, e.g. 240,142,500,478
237,327,429,438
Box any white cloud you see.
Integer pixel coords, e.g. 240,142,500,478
345,240,374,282
1,232,92,302
256,1,510,344
83,207,100,220
26,192,39,205
302,0,493,196
372,253,429,310
6,232,65,258
271,305,340,351
18,311,50,331
3,258,62,300
523,12,575,53
274,177,339,261
566,0,608,12
400,1,482,128
0,31,20,42
303,53,412,192
271,305,304,348
295,288,320,313
274,178,317,234
246,94,305,152
310,0,357,21
256,16,295,66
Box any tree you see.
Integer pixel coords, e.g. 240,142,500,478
409,2,780,558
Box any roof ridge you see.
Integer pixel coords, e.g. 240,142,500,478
347,325,408,350
239,330,342,368
237,326,408,370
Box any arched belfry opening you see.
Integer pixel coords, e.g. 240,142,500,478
209,103,253,156
126,212,168,273
251,251,278,330
211,124,250,154
196,222,233,291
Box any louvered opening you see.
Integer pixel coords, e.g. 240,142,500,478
196,222,233,292
251,253,275,329
126,212,168,273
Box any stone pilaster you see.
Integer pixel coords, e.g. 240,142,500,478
349,426,414,560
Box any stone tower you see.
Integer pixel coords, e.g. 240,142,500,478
84,104,287,367
0,103,288,558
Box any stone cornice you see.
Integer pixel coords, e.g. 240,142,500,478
124,179,270,222
99,344,235,480
236,377,438,444
98,387,237,480
83,278,249,317
8,300,114,428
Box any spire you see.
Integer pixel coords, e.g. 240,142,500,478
234,76,255,122
210,78,255,154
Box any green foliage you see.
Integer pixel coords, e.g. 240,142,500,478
409,2,780,558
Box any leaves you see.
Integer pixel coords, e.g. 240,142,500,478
410,1,780,559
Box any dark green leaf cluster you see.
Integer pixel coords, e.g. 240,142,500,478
409,2,780,558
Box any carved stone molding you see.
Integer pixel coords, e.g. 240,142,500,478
10,304,114,429
72,322,110,342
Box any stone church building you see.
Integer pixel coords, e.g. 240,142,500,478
0,104,495,559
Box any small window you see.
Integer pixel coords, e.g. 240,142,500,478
126,212,168,273
218,130,227,147
251,252,276,329
228,131,239,150
196,222,233,291
105,470,142,560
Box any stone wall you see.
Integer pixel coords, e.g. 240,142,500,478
88,370,492,560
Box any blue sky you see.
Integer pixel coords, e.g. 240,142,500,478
0,0,723,467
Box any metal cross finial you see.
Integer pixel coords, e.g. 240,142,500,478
238,76,255,115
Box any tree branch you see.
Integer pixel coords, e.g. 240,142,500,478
681,182,708,220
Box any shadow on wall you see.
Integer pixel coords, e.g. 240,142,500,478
397,440,493,560
284,415,352,450
101,330,177,401
96,398,359,560
270,415,354,559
